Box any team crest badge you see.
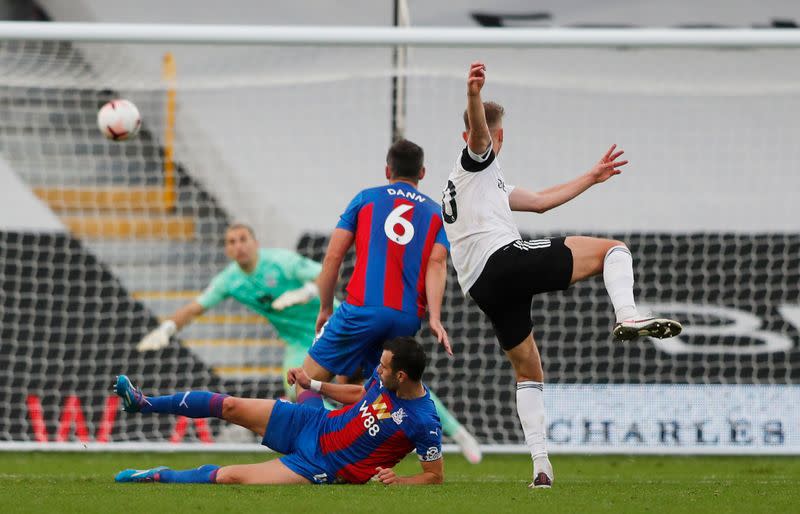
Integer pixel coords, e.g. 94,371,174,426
391,408,407,425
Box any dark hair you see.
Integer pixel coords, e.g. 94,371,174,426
386,139,424,180
383,336,426,381
463,101,505,131
225,223,256,238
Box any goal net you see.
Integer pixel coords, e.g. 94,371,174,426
1,30,799,453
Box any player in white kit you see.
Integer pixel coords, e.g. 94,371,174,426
441,62,682,488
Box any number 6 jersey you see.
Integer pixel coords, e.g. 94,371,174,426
337,181,449,318
442,145,521,293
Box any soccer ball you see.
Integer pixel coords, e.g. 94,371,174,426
97,99,141,141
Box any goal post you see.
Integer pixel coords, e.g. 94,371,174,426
1,22,799,454
4,22,800,47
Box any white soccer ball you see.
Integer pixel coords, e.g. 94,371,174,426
97,99,141,141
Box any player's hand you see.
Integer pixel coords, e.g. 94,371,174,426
467,61,486,96
589,144,628,184
137,329,168,352
136,321,176,352
375,467,399,485
429,318,452,356
315,307,333,335
286,367,311,389
272,286,312,311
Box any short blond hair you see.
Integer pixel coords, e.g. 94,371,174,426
463,101,505,131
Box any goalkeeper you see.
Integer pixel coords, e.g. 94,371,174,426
137,223,329,399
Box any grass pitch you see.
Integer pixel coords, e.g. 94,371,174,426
0,452,797,514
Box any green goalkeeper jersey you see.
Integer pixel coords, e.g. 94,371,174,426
196,248,331,348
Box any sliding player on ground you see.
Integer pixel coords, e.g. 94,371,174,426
114,337,444,485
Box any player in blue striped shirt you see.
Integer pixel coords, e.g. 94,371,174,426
113,337,444,485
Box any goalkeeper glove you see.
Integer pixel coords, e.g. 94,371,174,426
136,320,177,352
271,282,319,311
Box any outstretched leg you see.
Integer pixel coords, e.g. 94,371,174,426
216,459,310,485
565,236,682,340
116,459,310,485
114,375,275,436
116,464,221,484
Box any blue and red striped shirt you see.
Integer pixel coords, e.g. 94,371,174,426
336,182,449,318
318,368,442,484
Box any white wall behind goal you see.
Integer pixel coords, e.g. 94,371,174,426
0,156,64,232
405,48,800,236
36,1,396,247
37,0,800,245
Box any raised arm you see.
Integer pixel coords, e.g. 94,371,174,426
137,301,205,351
286,367,365,405
316,228,355,333
508,144,629,213
375,458,444,485
424,243,452,355
466,61,491,155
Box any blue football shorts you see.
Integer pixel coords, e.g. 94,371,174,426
262,400,332,484
307,302,421,378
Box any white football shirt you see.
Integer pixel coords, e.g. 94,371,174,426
442,144,521,293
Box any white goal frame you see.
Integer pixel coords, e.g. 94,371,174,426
1,22,799,454
2,22,800,48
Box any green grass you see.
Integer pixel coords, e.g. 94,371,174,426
0,452,797,514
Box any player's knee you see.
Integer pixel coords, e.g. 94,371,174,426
599,240,628,269
221,396,240,422
605,240,628,255
303,357,333,382
514,360,544,382
214,467,244,485
507,345,543,381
